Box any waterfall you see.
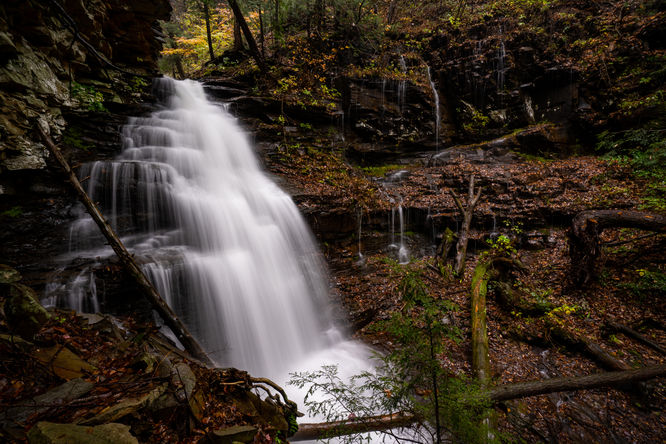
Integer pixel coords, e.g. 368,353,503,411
384,170,410,265
426,66,440,151
49,79,373,394
497,26,506,95
398,55,407,114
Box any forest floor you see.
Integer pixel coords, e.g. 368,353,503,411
266,132,666,442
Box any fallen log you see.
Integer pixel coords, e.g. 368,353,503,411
488,363,666,402
470,257,491,382
38,124,213,367
569,210,666,285
290,365,666,441
290,413,417,442
550,326,630,372
606,320,666,355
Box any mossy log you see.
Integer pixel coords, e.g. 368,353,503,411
38,125,213,367
570,210,666,285
471,257,491,382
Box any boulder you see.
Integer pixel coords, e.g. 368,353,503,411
27,422,138,444
0,264,21,284
3,283,50,339
33,345,97,380
207,425,258,444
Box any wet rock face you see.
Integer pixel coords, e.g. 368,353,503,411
0,0,170,173
431,21,585,143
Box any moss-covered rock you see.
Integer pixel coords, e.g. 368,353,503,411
3,283,50,339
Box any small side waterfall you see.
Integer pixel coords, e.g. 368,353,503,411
398,55,408,114
49,79,373,396
383,170,410,264
390,203,409,264
426,66,441,151
497,26,507,96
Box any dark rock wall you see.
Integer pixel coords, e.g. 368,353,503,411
0,0,171,173
0,0,170,288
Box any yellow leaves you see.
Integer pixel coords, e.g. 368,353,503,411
176,36,206,46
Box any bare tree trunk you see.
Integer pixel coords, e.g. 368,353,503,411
227,0,266,71
233,17,243,51
38,125,213,367
258,7,265,56
449,174,482,275
386,0,397,25
569,210,666,285
202,0,215,61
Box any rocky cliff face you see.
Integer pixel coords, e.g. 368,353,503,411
0,0,170,174
0,0,170,287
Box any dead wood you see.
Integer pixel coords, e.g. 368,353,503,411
488,364,666,402
569,210,666,285
471,258,491,382
290,413,417,442
449,174,482,275
38,125,213,367
606,320,666,355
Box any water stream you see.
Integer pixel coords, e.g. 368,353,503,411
47,78,374,425
426,66,440,151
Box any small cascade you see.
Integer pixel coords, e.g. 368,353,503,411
524,94,535,123
356,208,366,266
390,203,409,264
382,170,410,264
497,26,507,96
398,54,408,114
333,110,345,141
426,66,441,151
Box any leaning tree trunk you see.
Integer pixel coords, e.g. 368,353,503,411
227,0,266,72
38,125,213,367
202,0,215,61
570,210,666,285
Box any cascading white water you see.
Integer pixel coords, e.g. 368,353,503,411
51,79,373,394
426,66,441,151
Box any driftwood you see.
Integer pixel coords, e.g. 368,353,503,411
449,175,482,275
606,320,666,355
290,364,666,441
38,125,213,367
570,210,666,285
